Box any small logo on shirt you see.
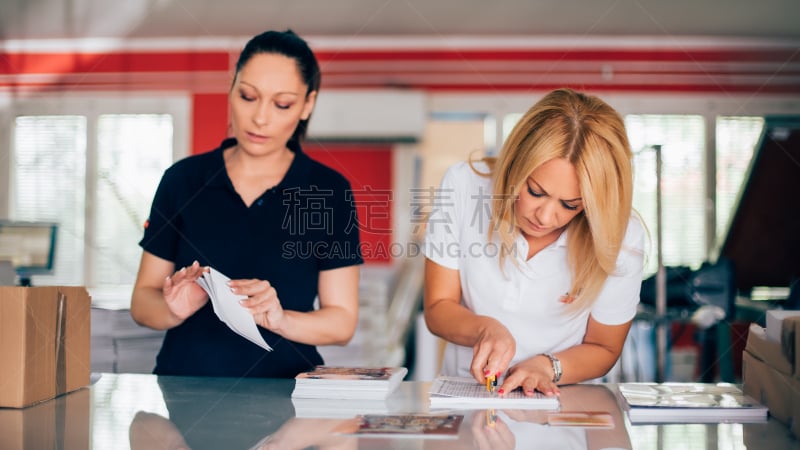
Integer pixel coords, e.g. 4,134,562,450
559,292,576,304
143,219,150,229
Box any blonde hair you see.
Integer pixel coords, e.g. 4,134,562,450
481,88,634,313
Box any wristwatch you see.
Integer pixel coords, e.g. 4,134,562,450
543,353,562,383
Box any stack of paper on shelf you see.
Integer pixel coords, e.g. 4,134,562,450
743,315,800,437
428,376,560,410
291,366,408,400
616,382,768,424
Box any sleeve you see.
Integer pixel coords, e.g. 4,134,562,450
422,163,464,270
138,167,180,263
317,177,364,271
590,216,646,325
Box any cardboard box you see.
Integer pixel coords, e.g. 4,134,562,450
743,351,795,425
780,316,800,375
0,387,90,449
0,287,91,408
745,323,793,376
765,310,800,343
743,322,800,437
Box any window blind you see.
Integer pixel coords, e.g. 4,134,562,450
13,115,87,285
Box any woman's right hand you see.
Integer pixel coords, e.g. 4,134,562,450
468,409,516,450
470,318,516,384
163,260,209,321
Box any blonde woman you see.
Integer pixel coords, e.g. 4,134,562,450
423,88,645,397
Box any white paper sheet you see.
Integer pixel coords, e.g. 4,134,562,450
195,267,272,351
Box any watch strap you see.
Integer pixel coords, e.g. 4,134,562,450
543,352,562,383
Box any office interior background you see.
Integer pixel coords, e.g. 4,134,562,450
1,0,799,385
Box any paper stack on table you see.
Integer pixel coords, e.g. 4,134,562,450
616,382,767,424
292,366,408,400
195,267,272,351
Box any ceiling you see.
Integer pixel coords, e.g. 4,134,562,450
1,0,799,43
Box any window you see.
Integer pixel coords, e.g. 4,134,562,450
12,115,87,284
626,115,706,276
502,112,523,143
93,114,175,286
715,116,765,247
4,96,189,300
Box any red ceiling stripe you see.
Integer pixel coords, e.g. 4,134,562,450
315,49,800,63
0,47,797,94
0,52,230,74
316,83,800,93
3,81,797,94
317,69,800,77
1,48,797,75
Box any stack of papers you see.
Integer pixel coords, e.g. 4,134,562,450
195,267,272,351
292,397,396,419
292,366,408,400
617,382,768,424
428,376,560,410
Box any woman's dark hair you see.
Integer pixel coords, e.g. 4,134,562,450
234,29,321,143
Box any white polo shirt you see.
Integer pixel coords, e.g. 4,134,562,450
423,161,645,378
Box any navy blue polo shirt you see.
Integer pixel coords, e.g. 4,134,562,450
140,137,363,378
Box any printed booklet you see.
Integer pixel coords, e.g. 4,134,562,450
546,411,614,428
617,382,768,423
334,414,464,439
428,376,560,410
292,366,408,400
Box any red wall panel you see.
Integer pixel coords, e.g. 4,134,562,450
305,145,393,264
192,93,229,154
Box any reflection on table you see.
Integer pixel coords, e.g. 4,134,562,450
0,373,796,450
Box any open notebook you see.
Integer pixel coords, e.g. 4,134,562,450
429,376,560,410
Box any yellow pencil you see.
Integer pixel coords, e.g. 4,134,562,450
485,408,497,427
485,374,496,394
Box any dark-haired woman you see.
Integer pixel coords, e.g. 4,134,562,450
131,30,362,378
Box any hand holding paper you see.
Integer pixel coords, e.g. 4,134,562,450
195,267,273,351
163,261,209,320
228,278,285,331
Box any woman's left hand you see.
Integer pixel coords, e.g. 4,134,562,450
229,278,286,332
498,356,560,397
